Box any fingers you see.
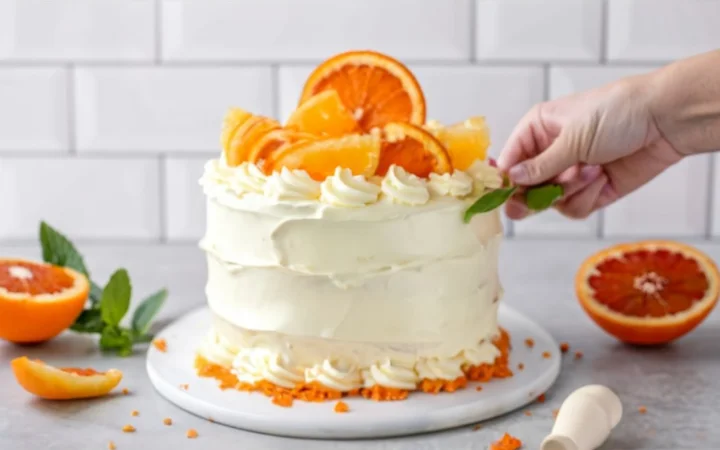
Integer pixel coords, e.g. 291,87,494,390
507,130,579,185
497,105,542,171
555,174,609,219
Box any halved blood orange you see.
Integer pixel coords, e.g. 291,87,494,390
299,50,426,131
220,107,253,153
11,357,123,400
576,241,720,345
225,116,281,167
0,259,89,343
286,90,359,137
247,129,316,164
264,134,381,181
426,116,491,170
377,122,452,178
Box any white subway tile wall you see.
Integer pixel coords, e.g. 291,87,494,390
0,0,718,243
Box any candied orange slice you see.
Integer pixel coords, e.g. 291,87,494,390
225,116,281,167
286,90,359,137
264,134,381,181
0,259,89,343
247,128,316,164
427,116,491,170
377,122,452,177
220,107,253,153
299,50,425,131
11,357,123,400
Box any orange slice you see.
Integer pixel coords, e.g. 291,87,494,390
427,117,491,170
225,116,281,167
377,122,452,178
0,259,89,343
576,241,720,345
286,90,359,137
11,357,122,400
264,134,381,181
299,50,425,131
247,128,316,165
220,107,253,153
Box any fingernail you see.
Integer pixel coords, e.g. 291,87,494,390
508,164,529,184
580,165,602,182
506,198,529,219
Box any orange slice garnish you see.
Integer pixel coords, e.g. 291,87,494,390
220,107,253,153
427,117,491,170
225,116,281,167
299,50,426,131
264,134,381,181
11,357,122,400
0,259,89,343
576,240,720,345
286,90,359,137
377,122,452,178
247,129,316,165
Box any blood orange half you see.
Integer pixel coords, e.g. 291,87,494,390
576,241,720,345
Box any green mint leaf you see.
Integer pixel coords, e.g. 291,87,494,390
100,269,132,326
89,281,103,308
525,184,564,211
70,309,105,334
464,186,518,222
132,332,155,344
39,221,89,277
99,327,133,356
131,289,167,335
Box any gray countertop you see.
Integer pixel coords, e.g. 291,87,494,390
1,239,719,450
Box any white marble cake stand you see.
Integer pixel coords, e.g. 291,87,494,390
147,305,561,439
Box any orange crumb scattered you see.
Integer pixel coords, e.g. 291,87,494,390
473,424,482,431
560,342,570,353
186,428,198,439
179,384,189,391
361,385,409,401
208,417,215,423
420,377,467,394
542,351,551,359
517,363,524,371
574,351,584,360
638,406,647,414
524,338,535,348
163,417,172,426
153,338,167,353
537,393,546,403
524,410,532,416
476,386,483,392
131,410,139,417
552,409,559,419
490,432,523,450
121,388,129,395
108,441,116,450
121,424,135,433
334,401,349,413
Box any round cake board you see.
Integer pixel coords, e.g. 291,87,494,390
147,305,561,439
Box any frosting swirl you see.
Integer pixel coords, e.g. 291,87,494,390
381,165,430,206
200,158,235,187
428,171,474,198
466,160,503,193
305,358,363,391
199,329,238,367
459,340,501,366
232,348,303,389
415,356,465,380
264,167,321,201
230,162,267,195
320,167,381,207
362,359,419,390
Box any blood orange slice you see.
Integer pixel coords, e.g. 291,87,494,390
246,129,316,165
576,241,720,345
377,122,452,178
11,357,122,399
299,50,426,131
0,259,89,343
225,116,281,167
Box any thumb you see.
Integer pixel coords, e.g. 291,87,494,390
507,131,579,185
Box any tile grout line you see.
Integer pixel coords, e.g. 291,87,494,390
270,64,281,119
705,154,715,239
66,64,77,155
468,0,477,62
599,0,609,64
158,154,168,244
154,0,163,64
542,64,550,101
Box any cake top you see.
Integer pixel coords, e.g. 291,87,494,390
204,50,504,209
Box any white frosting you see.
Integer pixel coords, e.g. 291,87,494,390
305,359,363,391
320,167,381,207
232,348,303,389
466,160,503,193
428,171,474,198
200,158,235,188
380,165,430,206
415,356,466,380
264,167,320,201
230,161,267,195
362,359,419,390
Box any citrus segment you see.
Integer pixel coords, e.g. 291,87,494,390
286,90,359,137
220,107,253,153
225,116,281,167
377,122,452,178
0,259,89,343
247,129,316,165
11,357,122,400
427,117,491,170
576,241,720,345
264,134,381,181
299,50,426,131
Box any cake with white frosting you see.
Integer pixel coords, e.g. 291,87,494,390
195,50,513,406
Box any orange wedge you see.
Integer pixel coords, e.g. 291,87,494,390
377,122,452,178
11,357,123,400
299,50,425,131
247,129,316,164
264,134,381,181
0,259,89,343
286,90,359,137
427,117,491,170
220,107,253,153
226,116,281,166
576,241,720,345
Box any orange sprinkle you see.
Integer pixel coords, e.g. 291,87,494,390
490,432,523,450
574,351,584,360
186,428,198,439
524,410,532,416
153,338,167,352
560,342,570,353
208,417,215,423
121,388,129,395
542,351,551,359
361,385,409,401
163,417,172,426
537,393,546,403
179,384,189,391
334,401,349,413
524,338,535,348
476,386,483,392
131,410,139,417
517,363,525,371
553,409,559,419
639,406,647,414
122,424,135,433
473,424,483,431
108,441,116,450
420,377,467,394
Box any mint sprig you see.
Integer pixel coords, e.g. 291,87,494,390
464,182,564,222
39,221,167,356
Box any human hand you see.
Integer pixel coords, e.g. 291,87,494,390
497,74,685,220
